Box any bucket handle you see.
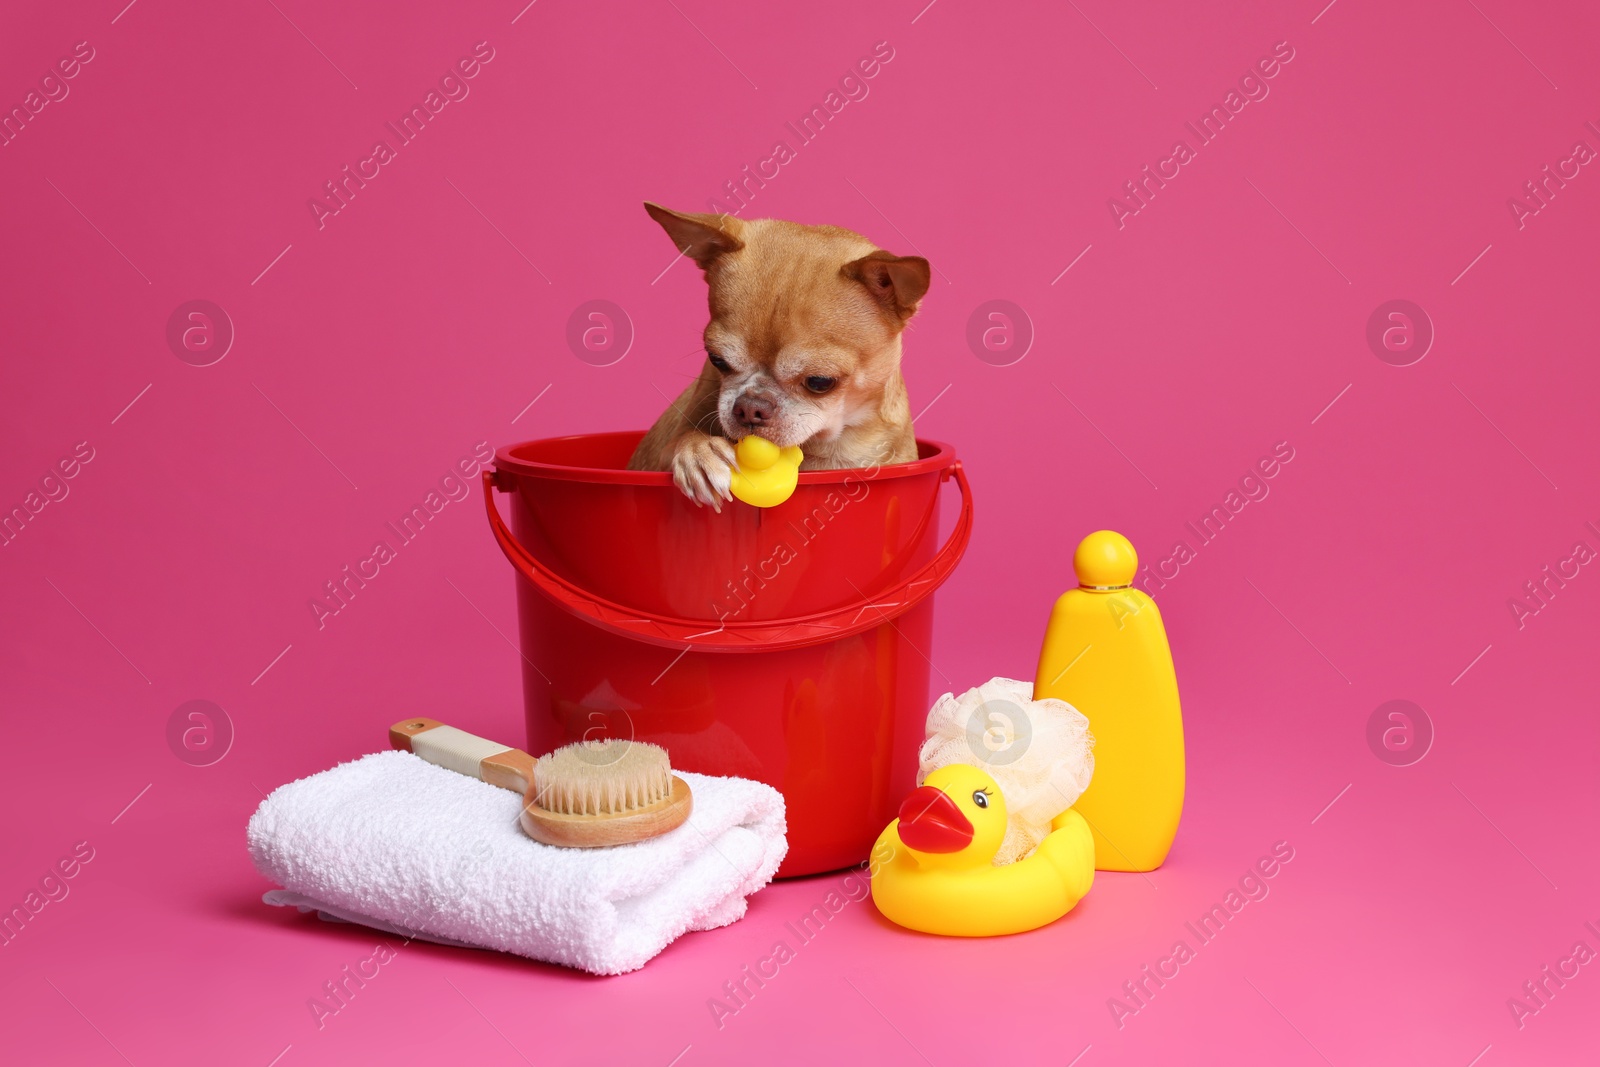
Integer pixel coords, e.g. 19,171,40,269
482,463,972,652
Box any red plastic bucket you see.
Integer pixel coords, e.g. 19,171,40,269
483,431,971,876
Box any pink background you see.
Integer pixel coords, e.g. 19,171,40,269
3,0,1598,1063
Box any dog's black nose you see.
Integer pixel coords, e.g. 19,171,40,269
733,395,774,427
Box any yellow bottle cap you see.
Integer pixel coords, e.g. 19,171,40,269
1074,530,1137,589
736,436,780,471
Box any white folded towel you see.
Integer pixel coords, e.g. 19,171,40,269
248,750,786,976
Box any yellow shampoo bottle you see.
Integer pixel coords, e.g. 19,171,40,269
1033,531,1183,872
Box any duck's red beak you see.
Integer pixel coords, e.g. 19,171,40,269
896,786,974,853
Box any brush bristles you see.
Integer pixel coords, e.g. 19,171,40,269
532,741,673,816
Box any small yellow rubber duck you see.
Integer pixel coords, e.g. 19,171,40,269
870,764,1096,936
727,436,804,508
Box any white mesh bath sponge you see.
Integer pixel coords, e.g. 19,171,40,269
918,677,1094,866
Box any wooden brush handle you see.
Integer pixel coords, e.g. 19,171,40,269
388,717,535,794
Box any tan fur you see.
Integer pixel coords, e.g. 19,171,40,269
628,204,931,510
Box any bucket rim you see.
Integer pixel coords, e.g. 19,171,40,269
494,430,956,485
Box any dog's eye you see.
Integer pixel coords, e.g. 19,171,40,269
804,376,837,395
707,352,731,373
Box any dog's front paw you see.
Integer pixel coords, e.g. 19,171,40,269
671,434,736,511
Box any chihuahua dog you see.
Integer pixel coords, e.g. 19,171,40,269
627,203,931,509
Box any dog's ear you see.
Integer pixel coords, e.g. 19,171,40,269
842,251,931,323
643,203,744,270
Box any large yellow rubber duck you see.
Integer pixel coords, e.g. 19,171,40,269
870,764,1095,936
728,436,803,508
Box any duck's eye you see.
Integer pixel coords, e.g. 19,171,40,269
707,352,732,373
803,375,837,395
972,790,988,809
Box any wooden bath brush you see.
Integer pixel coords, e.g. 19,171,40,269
389,718,693,847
